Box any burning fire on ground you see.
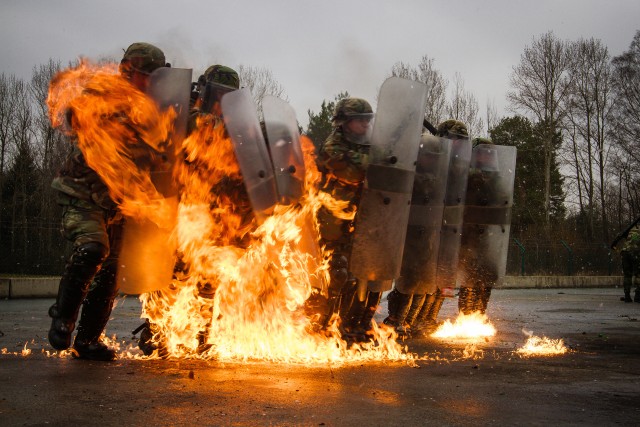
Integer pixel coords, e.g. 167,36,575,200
516,331,568,357
431,312,497,341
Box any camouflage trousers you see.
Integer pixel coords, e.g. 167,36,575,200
621,251,640,293
58,193,124,265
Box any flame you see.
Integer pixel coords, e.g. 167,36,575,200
135,107,408,363
46,61,411,363
517,334,567,357
431,312,497,340
47,59,178,227
21,342,31,356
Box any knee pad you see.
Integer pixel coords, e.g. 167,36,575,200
75,242,109,265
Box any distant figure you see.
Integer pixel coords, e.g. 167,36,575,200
619,225,640,303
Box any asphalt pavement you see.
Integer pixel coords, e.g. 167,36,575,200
0,288,639,426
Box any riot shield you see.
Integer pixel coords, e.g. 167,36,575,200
396,134,451,295
435,137,472,294
117,67,192,294
349,77,428,296
221,88,278,220
262,96,305,205
263,96,326,293
458,144,516,288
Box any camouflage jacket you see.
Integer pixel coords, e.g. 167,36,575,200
51,143,115,210
319,127,370,188
622,226,640,255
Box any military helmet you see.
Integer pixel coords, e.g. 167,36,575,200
201,65,240,90
120,42,166,74
332,98,374,127
472,136,493,147
436,119,468,139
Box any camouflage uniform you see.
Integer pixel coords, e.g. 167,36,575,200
48,42,167,361
314,98,374,333
620,225,640,302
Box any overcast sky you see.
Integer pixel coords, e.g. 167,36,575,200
2,0,639,129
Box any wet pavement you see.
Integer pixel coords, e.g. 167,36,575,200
1,288,639,426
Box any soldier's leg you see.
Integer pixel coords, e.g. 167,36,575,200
633,256,640,303
360,291,382,334
383,288,411,326
404,293,426,327
425,289,445,326
73,220,123,361
458,286,476,314
620,252,633,302
411,293,435,333
49,201,109,351
480,286,493,313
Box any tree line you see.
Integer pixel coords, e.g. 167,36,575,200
1,30,639,275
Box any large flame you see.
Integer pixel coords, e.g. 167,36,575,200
140,119,410,363
46,62,410,364
47,59,178,227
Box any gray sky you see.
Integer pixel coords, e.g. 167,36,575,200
2,0,639,128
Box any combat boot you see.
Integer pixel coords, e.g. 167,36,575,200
48,242,108,350
425,292,445,329
382,289,412,336
404,294,426,327
72,263,118,361
621,291,632,303
458,286,476,315
360,291,382,338
480,286,493,313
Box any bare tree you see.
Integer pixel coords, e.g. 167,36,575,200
389,55,448,126
486,98,500,134
0,73,26,225
507,31,574,230
30,59,66,264
561,38,614,239
446,73,484,138
610,31,640,169
237,65,288,119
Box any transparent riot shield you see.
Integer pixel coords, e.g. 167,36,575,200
117,67,192,294
263,96,326,293
396,134,451,295
349,77,428,296
458,144,516,288
221,88,278,220
262,96,305,205
435,137,472,295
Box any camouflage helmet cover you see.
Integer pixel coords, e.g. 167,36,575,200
332,97,374,126
202,65,240,90
121,42,166,74
436,119,468,139
472,136,493,147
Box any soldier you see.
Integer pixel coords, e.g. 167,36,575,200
315,97,374,337
383,131,450,336
405,120,471,335
619,225,640,303
137,64,243,355
48,42,168,361
457,136,515,314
